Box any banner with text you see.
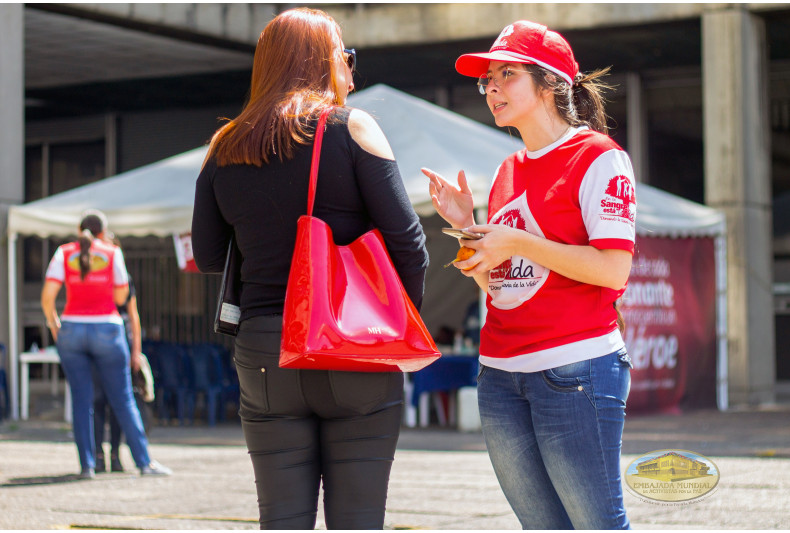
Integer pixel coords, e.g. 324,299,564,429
621,237,717,412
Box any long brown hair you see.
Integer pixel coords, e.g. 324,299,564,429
208,8,345,166
526,64,613,134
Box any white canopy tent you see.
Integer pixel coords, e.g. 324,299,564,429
634,184,725,238
5,84,726,419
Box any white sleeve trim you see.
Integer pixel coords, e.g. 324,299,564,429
45,247,65,282
112,247,129,286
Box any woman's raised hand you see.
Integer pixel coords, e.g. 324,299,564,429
421,168,475,228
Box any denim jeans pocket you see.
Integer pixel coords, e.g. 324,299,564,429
328,371,390,415
542,359,591,392
235,359,270,416
477,364,489,383
56,322,78,350
93,323,124,352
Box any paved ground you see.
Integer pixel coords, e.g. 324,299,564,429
1,405,790,530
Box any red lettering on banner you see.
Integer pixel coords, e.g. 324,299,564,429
621,237,717,412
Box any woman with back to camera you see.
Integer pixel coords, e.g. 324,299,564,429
423,20,635,529
191,7,428,530
40,210,171,479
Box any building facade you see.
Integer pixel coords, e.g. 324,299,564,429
2,3,789,413
636,452,711,481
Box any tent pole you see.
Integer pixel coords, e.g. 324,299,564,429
715,228,728,411
8,231,18,419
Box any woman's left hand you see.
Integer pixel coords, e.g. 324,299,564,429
451,224,526,276
130,350,142,373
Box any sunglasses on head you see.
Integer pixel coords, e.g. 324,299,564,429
343,48,356,73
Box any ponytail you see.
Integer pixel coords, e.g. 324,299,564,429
78,229,93,280
571,67,612,134
526,64,613,135
77,208,107,280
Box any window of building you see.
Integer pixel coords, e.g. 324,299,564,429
23,140,106,283
644,68,704,204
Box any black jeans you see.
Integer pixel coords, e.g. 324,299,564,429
234,315,404,530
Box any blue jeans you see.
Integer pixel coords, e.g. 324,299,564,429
57,322,150,471
477,349,632,530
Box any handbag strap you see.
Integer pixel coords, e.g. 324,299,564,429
306,107,333,217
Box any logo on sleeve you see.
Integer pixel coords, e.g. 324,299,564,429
601,175,636,222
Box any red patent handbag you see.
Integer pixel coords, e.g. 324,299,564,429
279,108,441,372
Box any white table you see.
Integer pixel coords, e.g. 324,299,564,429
19,347,72,422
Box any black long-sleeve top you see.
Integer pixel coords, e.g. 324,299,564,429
191,107,429,323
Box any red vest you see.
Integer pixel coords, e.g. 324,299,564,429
59,239,124,317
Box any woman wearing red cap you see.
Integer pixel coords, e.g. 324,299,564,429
424,20,634,529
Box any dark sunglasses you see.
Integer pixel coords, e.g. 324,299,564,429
343,48,356,73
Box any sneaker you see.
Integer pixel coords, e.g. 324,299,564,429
79,468,95,480
110,455,124,472
140,460,172,476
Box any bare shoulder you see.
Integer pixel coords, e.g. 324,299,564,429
347,108,395,160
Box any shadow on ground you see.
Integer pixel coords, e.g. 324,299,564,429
1,473,92,487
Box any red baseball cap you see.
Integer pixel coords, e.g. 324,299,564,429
455,20,579,85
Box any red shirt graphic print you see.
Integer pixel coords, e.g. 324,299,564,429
488,192,550,310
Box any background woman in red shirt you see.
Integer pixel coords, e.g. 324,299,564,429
41,210,170,479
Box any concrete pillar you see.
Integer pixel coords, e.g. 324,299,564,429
626,72,648,184
105,114,118,177
0,4,25,374
702,8,775,405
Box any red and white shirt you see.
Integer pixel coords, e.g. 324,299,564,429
480,127,636,373
45,239,129,325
